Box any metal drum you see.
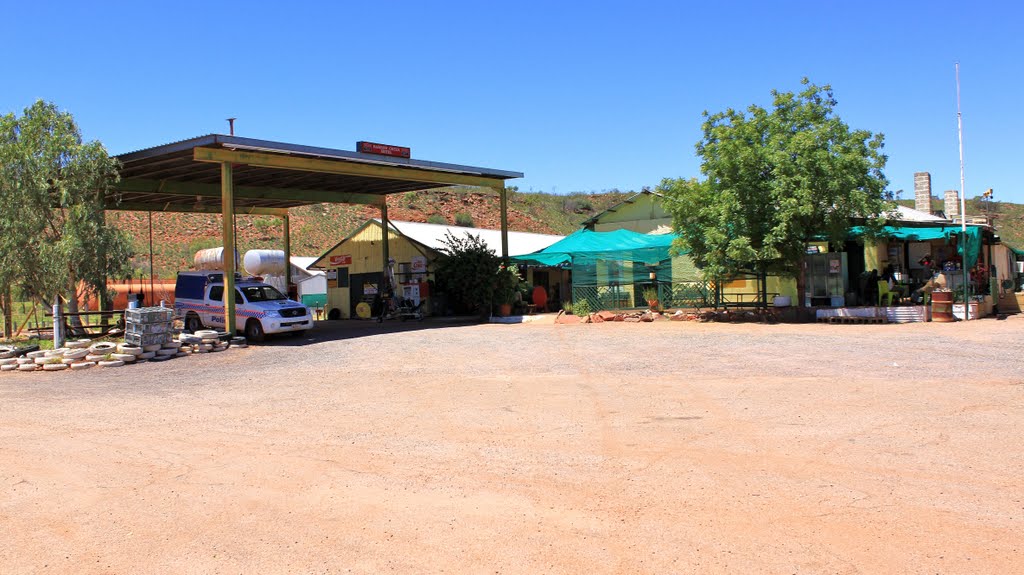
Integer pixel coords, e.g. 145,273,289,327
931,290,954,322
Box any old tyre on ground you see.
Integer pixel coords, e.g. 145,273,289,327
97,360,124,368
185,313,204,334
89,342,116,355
43,363,68,371
70,362,94,370
244,319,265,343
64,349,89,360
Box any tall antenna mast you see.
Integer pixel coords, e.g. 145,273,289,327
955,62,970,320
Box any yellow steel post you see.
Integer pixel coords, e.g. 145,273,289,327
283,213,291,296
497,184,509,262
221,162,236,334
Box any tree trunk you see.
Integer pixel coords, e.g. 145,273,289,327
66,272,85,335
796,261,807,309
2,286,12,339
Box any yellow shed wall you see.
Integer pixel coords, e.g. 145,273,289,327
592,194,672,233
322,223,437,318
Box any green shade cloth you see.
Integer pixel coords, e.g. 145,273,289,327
848,225,983,268
510,228,681,267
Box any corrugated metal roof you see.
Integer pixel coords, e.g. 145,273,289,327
379,220,563,257
290,257,324,276
894,205,948,222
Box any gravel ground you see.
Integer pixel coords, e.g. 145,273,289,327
1,316,1022,574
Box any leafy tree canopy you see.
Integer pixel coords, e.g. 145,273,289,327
660,79,895,282
0,100,133,307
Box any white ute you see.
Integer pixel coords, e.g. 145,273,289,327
174,271,313,342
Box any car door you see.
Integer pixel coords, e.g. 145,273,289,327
233,288,249,331
206,285,225,328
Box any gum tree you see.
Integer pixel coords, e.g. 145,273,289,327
660,79,895,305
0,101,133,326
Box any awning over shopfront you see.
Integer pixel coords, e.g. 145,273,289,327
510,228,681,267
848,225,984,268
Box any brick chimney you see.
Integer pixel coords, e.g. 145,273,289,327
914,172,932,213
944,190,960,218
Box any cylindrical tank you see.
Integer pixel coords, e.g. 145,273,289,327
244,249,287,276
194,247,238,271
931,290,954,323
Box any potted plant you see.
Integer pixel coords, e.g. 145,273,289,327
642,286,660,310
494,264,522,317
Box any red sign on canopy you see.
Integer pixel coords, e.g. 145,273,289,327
329,255,352,266
357,141,411,159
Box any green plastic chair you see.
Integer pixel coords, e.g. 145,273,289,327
877,280,896,306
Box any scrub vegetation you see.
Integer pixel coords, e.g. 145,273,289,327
108,186,632,278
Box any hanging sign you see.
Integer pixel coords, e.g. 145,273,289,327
411,256,427,273
329,255,352,266
829,258,841,274
357,141,411,159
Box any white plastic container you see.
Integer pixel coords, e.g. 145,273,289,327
243,249,287,276
773,296,792,307
194,247,239,271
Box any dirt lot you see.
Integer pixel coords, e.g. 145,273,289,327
1,317,1022,574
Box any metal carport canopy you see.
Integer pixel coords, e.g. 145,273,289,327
108,134,522,334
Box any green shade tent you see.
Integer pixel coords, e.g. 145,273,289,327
511,228,681,268
847,225,983,268
511,229,715,310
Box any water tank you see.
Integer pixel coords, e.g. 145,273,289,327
194,247,238,271
244,249,287,276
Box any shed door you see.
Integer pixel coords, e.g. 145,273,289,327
350,272,383,318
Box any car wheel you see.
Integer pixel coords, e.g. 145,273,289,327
245,319,265,343
185,313,204,333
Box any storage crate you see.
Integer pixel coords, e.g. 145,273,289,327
125,321,170,334
123,332,171,346
124,307,174,324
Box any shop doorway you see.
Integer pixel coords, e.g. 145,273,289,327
350,272,383,318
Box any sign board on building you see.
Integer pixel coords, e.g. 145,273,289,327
363,282,378,295
356,141,411,159
411,255,427,273
329,255,352,266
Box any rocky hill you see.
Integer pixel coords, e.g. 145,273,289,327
110,188,1024,279
108,187,631,278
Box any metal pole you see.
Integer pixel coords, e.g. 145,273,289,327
498,185,509,262
52,301,64,349
381,200,390,289
283,213,291,296
221,162,237,334
956,62,970,320
148,211,155,305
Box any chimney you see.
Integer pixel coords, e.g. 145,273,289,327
944,190,960,218
914,172,932,213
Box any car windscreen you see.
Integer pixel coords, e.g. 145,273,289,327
240,285,288,302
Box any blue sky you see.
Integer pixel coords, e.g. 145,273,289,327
4,1,1021,203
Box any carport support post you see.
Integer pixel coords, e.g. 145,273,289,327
381,200,390,288
283,213,291,294
221,162,237,334
497,184,509,262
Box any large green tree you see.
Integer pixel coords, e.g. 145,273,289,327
660,79,895,304
0,100,133,325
